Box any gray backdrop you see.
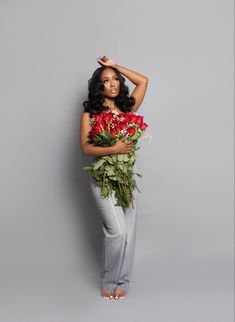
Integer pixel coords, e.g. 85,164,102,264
0,0,234,321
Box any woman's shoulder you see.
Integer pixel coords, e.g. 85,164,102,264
81,111,90,119
80,112,95,129
80,112,93,125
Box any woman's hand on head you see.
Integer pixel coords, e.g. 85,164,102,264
113,138,135,154
96,56,118,68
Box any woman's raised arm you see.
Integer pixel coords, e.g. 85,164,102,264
97,56,148,113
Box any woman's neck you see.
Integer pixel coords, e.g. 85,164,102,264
103,98,118,111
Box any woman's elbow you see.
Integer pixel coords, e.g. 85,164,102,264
140,76,148,86
81,147,89,156
80,143,87,156
80,142,92,156
144,76,149,83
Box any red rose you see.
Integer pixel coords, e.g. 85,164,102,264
94,114,102,122
92,123,103,135
110,129,117,137
116,124,125,134
112,119,119,127
119,123,127,130
124,112,133,123
136,115,144,125
130,114,138,123
140,122,148,130
103,112,113,124
89,129,95,137
127,126,136,136
103,123,109,131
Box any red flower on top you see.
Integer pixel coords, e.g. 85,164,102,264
88,111,148,140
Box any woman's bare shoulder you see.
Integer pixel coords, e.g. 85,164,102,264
80,111,91,120
80,112,94,129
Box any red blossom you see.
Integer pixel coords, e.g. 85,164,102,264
130,114,138,123
91,123,102,135
117,123,126,131
127,126,136,136
136,115,144,125
102,112,113,124
88,111,148,141
115,125,124,134
110,129,117,137
140,122,148,130
103,123,109,131
112,119,119,127
124,112,133,123
94,114,102,122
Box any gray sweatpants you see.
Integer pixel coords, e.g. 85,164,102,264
89,170,138,293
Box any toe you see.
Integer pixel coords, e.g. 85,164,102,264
101,289,114,299
113,288,127,299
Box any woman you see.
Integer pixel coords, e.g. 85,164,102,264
80,56,148,300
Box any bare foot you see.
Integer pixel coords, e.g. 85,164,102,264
113,288,127,299
100,289,114,299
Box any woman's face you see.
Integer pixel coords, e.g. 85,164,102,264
100,68,120,98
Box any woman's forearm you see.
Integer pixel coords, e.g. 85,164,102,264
81,142,117,156
115,64,148,86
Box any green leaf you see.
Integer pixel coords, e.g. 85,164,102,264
131,132,140,140
117,163,124,171
93,158,106,170
117,154,124,162
103,131,113,139
106,170,115,176
123,155,130,162
107,156,114,164
83,166,92,171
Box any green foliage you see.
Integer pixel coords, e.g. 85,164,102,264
83,112,149,209
83,147,142,209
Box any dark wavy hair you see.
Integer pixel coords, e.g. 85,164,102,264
83,66,136,115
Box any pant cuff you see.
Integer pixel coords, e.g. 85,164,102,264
116,282,129,292
100,282,117,292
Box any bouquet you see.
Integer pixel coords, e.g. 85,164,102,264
83,111,148,209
